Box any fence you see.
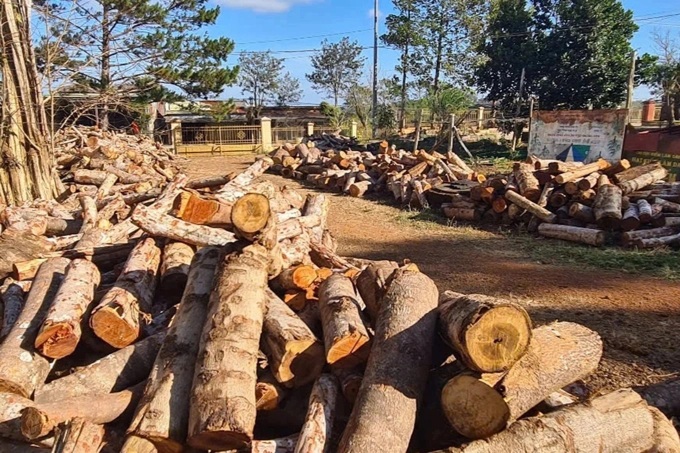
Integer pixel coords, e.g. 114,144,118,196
272,126,306,145
173,124,263,155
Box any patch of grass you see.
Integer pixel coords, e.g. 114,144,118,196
509,234,680,280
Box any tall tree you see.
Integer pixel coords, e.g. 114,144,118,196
307,38,366,106
1,0,62,205
637,32,680,124
239,51,283,115
36,0,238,130
274,73,302,107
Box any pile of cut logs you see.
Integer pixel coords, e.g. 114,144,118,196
303,133,362,151
268,141,481,206
0,129,678,452
444,157,680,248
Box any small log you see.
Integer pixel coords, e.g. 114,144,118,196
437,389,670,453
74,169,108,185
126,247,220,453
537,183,554,208
514,164,541,201
622,227,679,247
262,289,325,388
318,274,371,369
349,181,372,198
638,199,654,223
491,197,508,214
547,161,584,174
593,175,623,230
0,392,36,442
554,159,610,184
441,322,603,439
77,195,107,249
619,167,668,194
11,258,47,281
621,204,641,232
505,190,557,223
96,173,119,200
256,370,289,411
159,242,195,299
276,265,318,291
355,261,398,325
44,218,82,236
186,174,233,189
53,418,104,453
438,292,532,373
602,159,631,176
188,244,270,451
294,374,339,453
548,190,569,208
577,172,600,191
636,233,680,249
0,258,69,397
569,202,595,224
615,162,663,184
338,268,439,453
538,224,606,246
655,197,680,213
564,179,581,195
578,189,596,203
0,280,28,338
34,259,101,359
34,333,165,403
90,237,161,348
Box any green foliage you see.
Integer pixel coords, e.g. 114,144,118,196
307,38,366,106
238,52,301,114
636,33,680,123
475,0,637,110
320,102,345,129
425,86,475,120
275,73,303,107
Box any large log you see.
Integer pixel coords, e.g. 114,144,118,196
615,162,663,184
505,190,557,223
188,244,270,451
125,247,220,453
34,259,101,359
436,389,673,453
318,274,371,369
514,164,541,201
0,258,69,397
441,322,603,439
262,289,325,388
158,241,195,299
621,204,641,232
34,333,165,403
90,237,161,348
554,159,610,184
337,268,439,453
438,292,532,373
538,224,606,246
355,260,398,325
593,176,623,230
294,374,339,453
619,167,668,195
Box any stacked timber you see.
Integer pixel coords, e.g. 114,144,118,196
0,136,678,452
268,141,482,209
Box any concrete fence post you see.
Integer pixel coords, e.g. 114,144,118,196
170,122,181,154
307,122,314,136
478,107,485,130
261,117,273,153
351,121,358,138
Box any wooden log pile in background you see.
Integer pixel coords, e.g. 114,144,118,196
0,128,678,452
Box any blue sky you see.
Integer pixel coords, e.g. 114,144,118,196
209,0,680,104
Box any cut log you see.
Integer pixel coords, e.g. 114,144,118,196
443,207,481,221
349,181,372,198
90,237,161,348
276,265,318,291
436,389,671,453
622,227,679,247
603,159,631,176
215,157,273,204
538,224,606,246
537,183,554,208
186,174,233,189
34,259,100,359
577,172,600,191
0,258,69,397
554,159,610,184
438,291,532,373
256,370,289,411
262,289,325,388
77,195,107,249
619,167,668,194
549,190,569,208
569,202,595,224
594,179,623,230
21,383,144,440
126,247,220,453
621,204,641,232
44,218,82,236
355,261,398,325
337,268,439,453
0,280,27,339
318,274,371,369
159,242,195,298
638,199,654,223
636,233,680,249
505,190,557,223
615,162,663,184
514,164,541,201
0,392,36,442
294,374,339,453
547,161,584,174
441,322,603,440
188,244,270,451
655,197,680,213
172,190,234,226
53,418,104,453
34,333,165,403
232,193,272,238
74,169,108,185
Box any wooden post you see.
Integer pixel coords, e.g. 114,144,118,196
413,108,423,153
447,114,455,154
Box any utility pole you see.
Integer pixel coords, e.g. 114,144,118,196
372,0,379,138
626,50,636,124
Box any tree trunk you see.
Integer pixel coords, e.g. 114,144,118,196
538,224,606,246
318,274,371,369
619,168,668,194
294,374,339,453
262,289,325,388
90,237,161,348
355,261,398,326
34,333,164,403
0,258,69,397
0,0,61,206
504,190,557,223
338,268,439,453
34,259,100,359
188,244,270,451
436,389,672,453
126,247,220,453
441,322,603,440
593,179,623,230
53,418,104,453
438,291,532,373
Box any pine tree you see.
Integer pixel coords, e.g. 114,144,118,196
307,38,365,106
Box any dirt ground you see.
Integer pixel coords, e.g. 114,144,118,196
185,155,680,395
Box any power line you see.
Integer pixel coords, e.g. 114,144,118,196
234,29,372,47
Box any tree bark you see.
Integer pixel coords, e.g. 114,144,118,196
538,224,606,246
355,261,398,326
569,202,595,224
554,160,610,184
514,164,541,201
0,258,69,397
338,268,439,453
619,167,668,195
621,204,641,232
90,237,161,348
0,279,28,339
158,242,194,299
441,322,603,440
52,418,104,453
276,265,317,291
34,333,164,403
0,392,36,442
294,374,339,453
256,370,289,411
436,389,671,453
34,259,101,359
438,291,532,373
188,244,270,451
504,190,557,223
126,247,220,453
318,274,371,369
615,162,663,184
594,179,623,230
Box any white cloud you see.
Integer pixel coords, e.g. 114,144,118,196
368,8,383,19
216,0,315,13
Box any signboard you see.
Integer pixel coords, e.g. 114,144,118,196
529,109,627,163
622,126,680,182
